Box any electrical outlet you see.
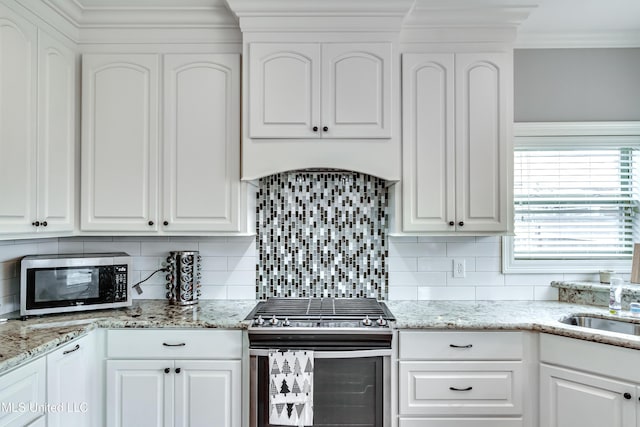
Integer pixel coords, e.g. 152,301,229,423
453,259,466,278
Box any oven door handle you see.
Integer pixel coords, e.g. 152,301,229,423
249,348,391,358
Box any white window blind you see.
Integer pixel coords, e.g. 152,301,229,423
514,146,640,260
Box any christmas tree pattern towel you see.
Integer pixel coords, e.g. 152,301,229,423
269,350,314,427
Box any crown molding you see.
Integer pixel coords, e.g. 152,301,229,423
226,0,414,32
26,0,239,43
402,1,535,44
515,31,640,49
401,27,519,45
226,0,414,17
3,0,80,43
41,0,238,29
42,0,83,25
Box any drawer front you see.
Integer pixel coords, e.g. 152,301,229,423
107,329,242,359
399,331,523,360
400,418,523,427
540,333,640,383
399,361,523,416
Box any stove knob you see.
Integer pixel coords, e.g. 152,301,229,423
254,315,265,326
283,318,291,327
362,315,372,326
376,316,387,327
269,315,279,326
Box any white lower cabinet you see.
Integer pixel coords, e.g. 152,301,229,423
540,364,635,427
0,357,46,427
106,329,242,427
46,333,100,427
540,333,640,427
398,331,532,427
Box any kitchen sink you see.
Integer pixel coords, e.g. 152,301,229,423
560,315,640,336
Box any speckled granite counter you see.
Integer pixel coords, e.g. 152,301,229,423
387,300,640,350
0,299,256,374
552,280,640,308
2,299,640,376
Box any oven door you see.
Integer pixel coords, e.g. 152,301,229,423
250,349,391,427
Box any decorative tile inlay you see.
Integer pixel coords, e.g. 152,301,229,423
256,171,388,300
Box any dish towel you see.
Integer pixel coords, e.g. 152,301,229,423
269,350,314,427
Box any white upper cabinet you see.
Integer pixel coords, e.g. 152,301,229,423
455,53,510,233
0,5,75,235
402,53,455,232
249,43,320,139
322,43,391,139
82,53,242,233
81,54,160,232
0,5,37,233
36,30,75,233
249,42,392,140
163,54,241,232
402,52,512,234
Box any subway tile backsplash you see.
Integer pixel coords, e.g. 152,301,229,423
0,233,579,315
256,171,388,300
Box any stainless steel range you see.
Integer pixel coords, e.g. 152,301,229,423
246,297,395,427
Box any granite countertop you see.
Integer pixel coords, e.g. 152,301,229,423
0,299,257,374
387,300,640,350
2,299,640,376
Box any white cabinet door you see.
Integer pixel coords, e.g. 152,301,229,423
106,360,173,427
455,52,510,232
81,54,160,232
163,54,241,232
401,52,512,234
37,30,75,233
47,334,97,427
249,43,321,138
402,53,455,232
0,357,46,427
321,43,392,139
174,360,241,427
0,5,37,234
540,363,636,427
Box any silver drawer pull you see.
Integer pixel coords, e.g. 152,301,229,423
449,344,473,349
63,344,80,355
162,342,186,347
449,386,473,391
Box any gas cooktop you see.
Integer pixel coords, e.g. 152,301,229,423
246,297,395,329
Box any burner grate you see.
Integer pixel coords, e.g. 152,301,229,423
247,297,394,321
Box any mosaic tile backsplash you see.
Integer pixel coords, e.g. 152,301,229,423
256,171,389,300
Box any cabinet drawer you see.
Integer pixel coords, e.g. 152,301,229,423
399,331,523,360
400,418,523,427
540,333,640,383
399,361,523,416
107,329,242,359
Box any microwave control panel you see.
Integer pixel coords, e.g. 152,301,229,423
113,265,128,302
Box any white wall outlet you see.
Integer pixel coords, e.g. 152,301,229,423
453,259,466,278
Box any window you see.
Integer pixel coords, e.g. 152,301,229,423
503,122,640,273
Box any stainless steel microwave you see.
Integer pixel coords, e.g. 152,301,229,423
20,252,132,317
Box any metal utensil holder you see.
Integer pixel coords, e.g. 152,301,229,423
165,251,202,305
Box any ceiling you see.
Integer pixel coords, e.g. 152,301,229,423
48,0,640,47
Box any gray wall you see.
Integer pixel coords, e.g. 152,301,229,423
514,48,640,122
